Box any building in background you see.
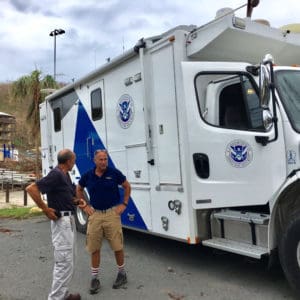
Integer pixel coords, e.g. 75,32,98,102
0,112,16,161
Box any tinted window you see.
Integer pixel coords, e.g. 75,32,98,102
91,88,103,120
195,72,263,131
275,70,300,132
54,107,61,132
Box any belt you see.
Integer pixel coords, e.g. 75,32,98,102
95,207,115,213
60,211,74,216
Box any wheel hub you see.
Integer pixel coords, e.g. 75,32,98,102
76,207,88,225
297,241,300,267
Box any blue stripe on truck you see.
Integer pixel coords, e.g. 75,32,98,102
74,100,148,230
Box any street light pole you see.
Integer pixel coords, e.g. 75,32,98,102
49,29,65,81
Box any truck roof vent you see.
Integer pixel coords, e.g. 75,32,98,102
253,19,270,26
215,7,234,19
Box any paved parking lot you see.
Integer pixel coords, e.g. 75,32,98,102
0,216,297,300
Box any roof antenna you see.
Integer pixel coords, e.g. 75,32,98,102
247,0,259,18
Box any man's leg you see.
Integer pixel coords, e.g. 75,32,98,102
112,249,127,289
48,218,74,300
110,213,127,290
114,249,124,266
86,213,103,295
103,209,127,289
89,250,101,294
48,249,73,300
91,249,100,267
91,249,100,279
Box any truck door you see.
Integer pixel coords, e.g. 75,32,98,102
50,99,64,162
182,62,286,209
74,80,107,173
40,101,53,175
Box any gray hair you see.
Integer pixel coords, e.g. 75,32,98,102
94,149,108,157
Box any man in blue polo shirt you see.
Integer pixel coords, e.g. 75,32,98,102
76,149,131,295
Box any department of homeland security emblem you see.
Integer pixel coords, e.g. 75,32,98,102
116,94,134,129
225,139,253,168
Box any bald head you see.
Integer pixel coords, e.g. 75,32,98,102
57,149,75,164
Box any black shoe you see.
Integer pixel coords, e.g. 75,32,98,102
112,272,127,289
89,278,100,294
65,293,81,300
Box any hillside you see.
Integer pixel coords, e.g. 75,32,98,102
0,82,35,150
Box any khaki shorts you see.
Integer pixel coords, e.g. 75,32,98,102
86,208,123,253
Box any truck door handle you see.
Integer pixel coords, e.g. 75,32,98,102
193,153,210,179
86,137,92,159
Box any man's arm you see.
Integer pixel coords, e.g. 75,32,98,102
76,184,94,216
115,179,131,215
122,180,131,206
75,183,85,201
26,183,57,220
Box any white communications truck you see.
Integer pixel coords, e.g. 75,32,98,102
39,2,300,293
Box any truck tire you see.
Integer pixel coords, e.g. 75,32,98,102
74,206,88,233
278,212,300,294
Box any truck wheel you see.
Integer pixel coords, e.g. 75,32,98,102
278,212,300,294
74,206,88,234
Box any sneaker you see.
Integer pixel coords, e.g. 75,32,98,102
89,278,100,294
112,272,127,289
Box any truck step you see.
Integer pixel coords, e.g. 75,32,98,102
213,209,269,225
202,237,268,259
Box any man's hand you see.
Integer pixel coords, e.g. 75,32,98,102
82,205,95,216
77,198,87,208
114,203,127,215
78,199,94,216
44,207,58,221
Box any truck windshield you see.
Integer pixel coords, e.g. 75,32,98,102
275,70,300,132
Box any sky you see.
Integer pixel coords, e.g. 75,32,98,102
1,0,300,83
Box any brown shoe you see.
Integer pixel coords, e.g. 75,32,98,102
65,293,81,300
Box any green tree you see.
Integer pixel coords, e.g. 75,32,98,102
12,70,58,177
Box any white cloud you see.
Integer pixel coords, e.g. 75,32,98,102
0,0,300,82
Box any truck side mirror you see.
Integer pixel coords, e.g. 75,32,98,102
256,54,279,144
259,65,274,132
259,64,270,109
262,109,273,131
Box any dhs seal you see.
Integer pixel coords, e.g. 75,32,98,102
116,94,134,129
225,140,253,168
287,150,296,165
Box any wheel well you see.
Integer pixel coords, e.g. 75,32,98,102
274,179,300,237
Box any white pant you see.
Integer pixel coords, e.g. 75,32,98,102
48,216,76,300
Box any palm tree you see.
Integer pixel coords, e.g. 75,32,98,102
12,70,58,178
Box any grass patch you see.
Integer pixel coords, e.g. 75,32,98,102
0,206,43,219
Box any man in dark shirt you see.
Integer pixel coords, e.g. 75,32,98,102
26,149,86,300
76,149,131,295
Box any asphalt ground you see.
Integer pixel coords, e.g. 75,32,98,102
0,216,297,300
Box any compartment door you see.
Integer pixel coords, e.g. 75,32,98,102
151,43,181,185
